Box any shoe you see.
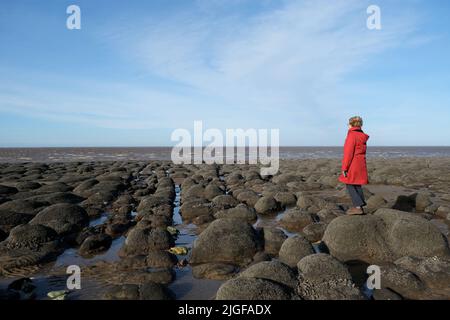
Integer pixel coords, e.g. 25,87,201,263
346,207,364,215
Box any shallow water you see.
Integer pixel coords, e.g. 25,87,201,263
1,146,450,163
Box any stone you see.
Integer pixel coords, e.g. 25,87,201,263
190,218,260,266
30,203,89,235
0,199,48,215
322,209,450,264
236,190,260,207
273,192,297,207
279,208,314,232
79,234,112,256
213,204,257,222
239,260,298,289
216,277,291,300
192,263,237,280
120,227,174,256
254,196,280,214
146,251,178,268
296,253,365,300
0,211,34,233
278,235,314,268
302,222,327,243
4,224,58,250
262,227,287,255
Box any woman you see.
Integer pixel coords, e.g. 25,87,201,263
339,116,370,215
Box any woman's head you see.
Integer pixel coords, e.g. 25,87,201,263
348,116,363,128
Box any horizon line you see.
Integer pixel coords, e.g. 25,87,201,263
1,145,450,149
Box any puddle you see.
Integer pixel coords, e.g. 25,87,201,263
168,266,223,300
54,236,125,268
89,213,109,227
168,184,224,300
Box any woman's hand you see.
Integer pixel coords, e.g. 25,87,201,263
342,170,348,177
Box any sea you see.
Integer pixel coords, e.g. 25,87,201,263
0,147,449,163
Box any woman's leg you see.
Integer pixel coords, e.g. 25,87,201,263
354,185,366,207
346,184,365,207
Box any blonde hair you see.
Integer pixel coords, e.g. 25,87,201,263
349,116,363,127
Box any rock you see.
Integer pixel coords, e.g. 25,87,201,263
204,184,224,201
375,208,449,259
30,203,89,235
251,251,272,264
120,227,174,256
146,251,178,268
296,194,325,211
137,195,172,214
236,190,260,207
139,282,174,300
213,204,257,222
0,211,34,232
273,192,297,207
263,227,287,255
0,199,48,215
278,208,314,232
297,253,352,282
322,209,450,264
272,173,299,185
192,214,215,225
296,253,364,300
414,193,432,212
73,179,99,195
211,195,239,211
192,263,237,280
239,260,298,289
79,234,112,256
322,214,390,263
278,235,314,268
316,209,341,223
254,196,280,214
365,195,387,213
179,199,211,220
216,277,291,300
302,222,327,242
190,218,260,266
104,284,139,300
4,224,58,250
183,185,205,199
394,255,450,298
378,263,425,299
28,192,85,205
38,182,73,193
436,205,450,219
0,185,18,196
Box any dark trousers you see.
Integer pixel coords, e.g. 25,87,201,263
346,184,366,207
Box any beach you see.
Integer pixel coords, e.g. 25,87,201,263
0,151,449,300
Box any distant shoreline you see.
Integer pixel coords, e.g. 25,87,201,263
1,146,450,163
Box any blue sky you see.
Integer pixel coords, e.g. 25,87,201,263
0,0,449,147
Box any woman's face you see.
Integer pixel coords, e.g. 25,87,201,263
348,124,352,129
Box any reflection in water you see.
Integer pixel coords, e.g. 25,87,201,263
54,236,126,268
169,185,224,300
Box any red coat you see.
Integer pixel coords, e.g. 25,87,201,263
339,126,369,185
